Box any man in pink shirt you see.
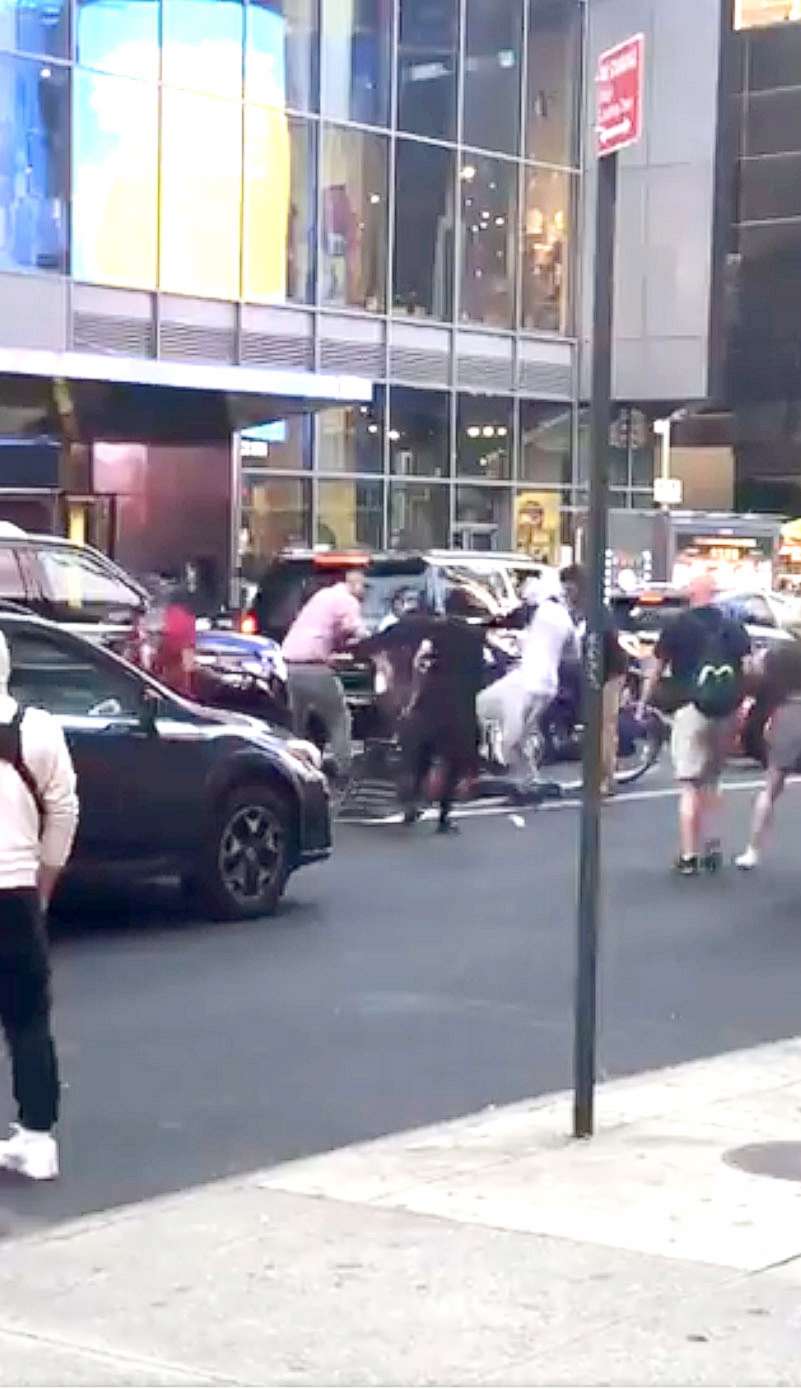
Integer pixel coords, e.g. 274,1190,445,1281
282,569,368,778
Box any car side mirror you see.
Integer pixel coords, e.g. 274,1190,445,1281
138,685,161,735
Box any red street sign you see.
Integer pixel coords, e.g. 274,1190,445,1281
596,33,644,158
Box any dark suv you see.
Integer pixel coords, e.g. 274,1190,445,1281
0,610,331,920
0,529,148,636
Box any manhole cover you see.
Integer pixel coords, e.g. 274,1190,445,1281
723,1142,801,1183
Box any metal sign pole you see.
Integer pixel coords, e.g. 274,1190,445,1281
574,149,618,1140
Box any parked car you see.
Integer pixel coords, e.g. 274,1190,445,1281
611,586,797,661
0,525,148,637
0,610,331,920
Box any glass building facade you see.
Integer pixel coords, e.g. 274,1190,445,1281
0,0,583,567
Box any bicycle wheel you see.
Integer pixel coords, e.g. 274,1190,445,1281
614,710,666,787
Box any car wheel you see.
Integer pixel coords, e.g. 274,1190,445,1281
199,783,291,921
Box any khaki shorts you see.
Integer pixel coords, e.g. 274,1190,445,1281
671,704,735,787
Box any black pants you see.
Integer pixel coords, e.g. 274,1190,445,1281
400,714,474,823
0,891,59,1132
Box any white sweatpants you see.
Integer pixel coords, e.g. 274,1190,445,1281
477,671,550,772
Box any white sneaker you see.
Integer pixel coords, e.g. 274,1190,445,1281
0,1124,59,1180
735,847,760,871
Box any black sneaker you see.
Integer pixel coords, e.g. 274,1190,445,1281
674,854,700,877
436,818,460,836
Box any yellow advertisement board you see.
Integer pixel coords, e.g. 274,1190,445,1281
515,491,561,564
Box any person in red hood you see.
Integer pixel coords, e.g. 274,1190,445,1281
151,583,197,697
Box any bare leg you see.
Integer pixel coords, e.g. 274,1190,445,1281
699,784,723,846
737,769,786,867
678,785,701,860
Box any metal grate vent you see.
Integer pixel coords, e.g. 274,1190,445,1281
388,346,450,386
159,322,236,364
457,355,514,392
72,312,154,358
319,339,385,377
518,360,572,398
241,332,313,371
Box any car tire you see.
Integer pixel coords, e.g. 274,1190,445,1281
197,783,292,921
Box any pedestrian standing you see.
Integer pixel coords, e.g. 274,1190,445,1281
736,642,801,870
0,632,78,1180
639,575,750,875
282,568,368,779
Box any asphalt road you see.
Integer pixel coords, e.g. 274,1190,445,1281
1,768,800,1237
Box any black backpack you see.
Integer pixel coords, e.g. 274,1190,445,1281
690,616,742,719
0,710,44,822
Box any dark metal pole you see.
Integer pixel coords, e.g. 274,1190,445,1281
574,150,618,1140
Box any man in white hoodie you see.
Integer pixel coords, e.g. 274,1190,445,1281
477,569,578,778
0,631,78,1180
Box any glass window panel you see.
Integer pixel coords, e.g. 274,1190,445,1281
459,154,516,328
246,0,318,113
389,480,449,549
388,387,449,476
72,70,158,289
76,0,159,79
317,478,384,549
0,55,68,274
740,153,801,221
0,0,68,59
397,0,458,141
736,0,801,25
748,17,801,88
745,89,801,157
456,395,513,479
160,88,242,299
321,0,390,127
241,475,311,576
243,109,315,303
454,485,512,550
519,401,571,485
464,0,523,156
163,0,244,97
393,140,454,320
521,165,574,334
318,396,384,472
240,415,312,469
526,0,582,167
321,125,388,311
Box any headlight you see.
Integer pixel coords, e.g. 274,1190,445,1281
285,738,323,773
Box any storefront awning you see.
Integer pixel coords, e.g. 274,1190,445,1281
0,347,373,444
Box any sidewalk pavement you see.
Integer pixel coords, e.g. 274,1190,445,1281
3,1040,801,1387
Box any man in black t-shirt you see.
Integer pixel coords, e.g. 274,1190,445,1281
640,576,750,874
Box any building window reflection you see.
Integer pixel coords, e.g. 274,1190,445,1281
521,166,574,334
321,0,391,127
463,0,523,156
72,69,158,289
397,0,459,142
393,140,454,320
456,395,513,479
388,387,450,476
76,0,159,79
389,480,449,549
241,475,312,578
317,396,384,472
160,87,242,299
526,0,582,168
246,0,319,114
454,484,512,550
317,478,384,548
321,124,388,312
0,55,68,274
519,401,571,484
243,110,315,303
163,0,244,97
0,0,69,59
459,154,516,328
